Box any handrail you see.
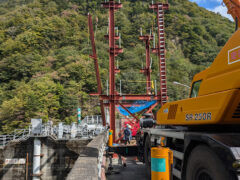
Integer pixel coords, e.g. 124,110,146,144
0,116,106,147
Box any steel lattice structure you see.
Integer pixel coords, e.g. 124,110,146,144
89,0,169,142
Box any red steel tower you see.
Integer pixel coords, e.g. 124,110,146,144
89,1,169,143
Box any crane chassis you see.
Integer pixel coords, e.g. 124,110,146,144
137,127,240,179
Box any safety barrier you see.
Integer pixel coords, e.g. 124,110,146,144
67,131,108,180
0,116,106,147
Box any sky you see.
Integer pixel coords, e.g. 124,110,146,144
189,0,233,21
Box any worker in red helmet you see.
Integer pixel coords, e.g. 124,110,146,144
123,124,132,145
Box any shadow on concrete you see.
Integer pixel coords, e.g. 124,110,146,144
66,132,108,180
0,140,31,180
0,137,87,180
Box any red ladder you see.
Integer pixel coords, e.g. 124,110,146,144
158,4,167,105
150,2,169,105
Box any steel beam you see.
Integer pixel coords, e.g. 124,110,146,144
118,103,140,122
100,94,161,101
88,14,106,126
139,35,153,95
145,102,158,114
149,3,169,10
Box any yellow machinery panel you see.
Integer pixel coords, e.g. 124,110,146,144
197,30,240,96
157,89,240,125
156,10,240,126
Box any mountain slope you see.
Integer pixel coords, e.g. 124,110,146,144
0,0,234,133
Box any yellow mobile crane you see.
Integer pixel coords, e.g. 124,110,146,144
137,0,240,179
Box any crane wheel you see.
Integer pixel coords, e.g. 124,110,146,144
186,145,235,180
144,135,151,179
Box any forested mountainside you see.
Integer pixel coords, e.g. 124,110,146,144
0,0,234,133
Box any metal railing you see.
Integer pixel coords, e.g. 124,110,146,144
0,116,106,147
82,115,102,125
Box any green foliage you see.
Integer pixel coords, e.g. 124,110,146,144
0,0,235,133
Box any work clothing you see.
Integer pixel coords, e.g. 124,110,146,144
123,127,132,144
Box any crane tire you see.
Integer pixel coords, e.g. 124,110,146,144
144,135,151,179
186,145,235,180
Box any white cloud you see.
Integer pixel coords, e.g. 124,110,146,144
189,0,233,21
209,5,234,21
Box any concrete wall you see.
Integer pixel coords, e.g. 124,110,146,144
67,132,108,180
0,142,27,180
0,137,89,180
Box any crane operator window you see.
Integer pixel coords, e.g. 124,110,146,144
190,80,202,98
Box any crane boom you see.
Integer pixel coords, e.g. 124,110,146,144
223,0,240,28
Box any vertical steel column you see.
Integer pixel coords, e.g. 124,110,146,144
140,35,153,95
26,153,29,180
102,0,122,142
33,138,41,180
109,1,116,142
145,37,151,94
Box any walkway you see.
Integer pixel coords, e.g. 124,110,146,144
106,157,148,180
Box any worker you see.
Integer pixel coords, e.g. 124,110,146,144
124,124,132,145
106,123,110,130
